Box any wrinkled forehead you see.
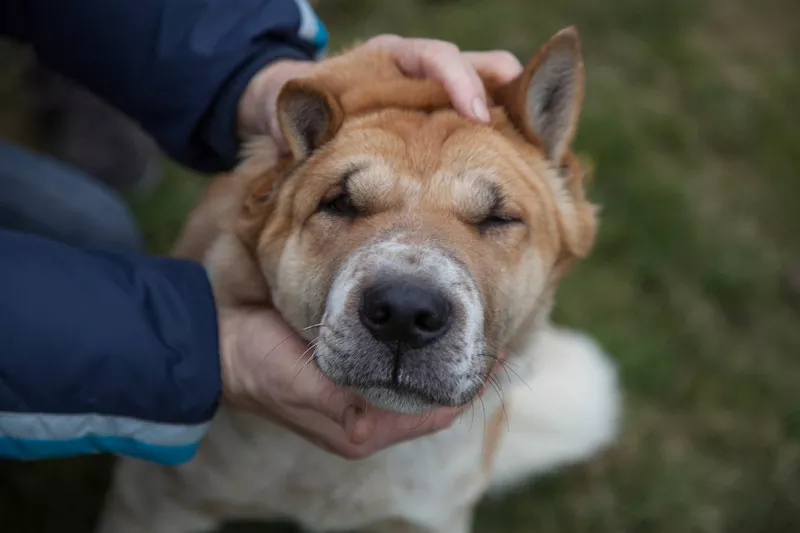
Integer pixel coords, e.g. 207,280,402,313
318,111,550,213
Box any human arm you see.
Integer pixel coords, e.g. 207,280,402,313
0,0,328,173
0,0,524,458
0,230,221,465
0,229,463,463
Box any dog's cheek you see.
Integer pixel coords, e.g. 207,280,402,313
496,248,549,343
271,233,329,332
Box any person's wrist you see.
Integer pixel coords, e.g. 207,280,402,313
218,307,258,411
237,59,315,143
237,63,273,140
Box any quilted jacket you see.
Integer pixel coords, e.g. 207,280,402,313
0,0,327,465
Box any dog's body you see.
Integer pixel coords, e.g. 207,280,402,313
97,28,621,533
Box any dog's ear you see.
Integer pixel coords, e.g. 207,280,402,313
498,27,584,164
277,80,344,161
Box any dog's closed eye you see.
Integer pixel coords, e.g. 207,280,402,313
318,166,363,219
319,191,359,218
474,183,523,233
475,212,523,233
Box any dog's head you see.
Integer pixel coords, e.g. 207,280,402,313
229,28,597,413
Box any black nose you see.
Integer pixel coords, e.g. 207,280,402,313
359,280,452,349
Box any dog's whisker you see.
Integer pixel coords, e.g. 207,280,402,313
288,354,316,390
478,394,488,456
482,353,534,393
469,370,486,433
408,409,435,432
258,329,313,369
455,407,469,427
483,352,514,385
488,374,510,433
286,337,320,376
258,322,329,371
482,351,523,371
504,347,537,393
503,363,534,393
287,341,321,391
468,392,477,433
259,322,325,365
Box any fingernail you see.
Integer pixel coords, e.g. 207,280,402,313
472,97,490,122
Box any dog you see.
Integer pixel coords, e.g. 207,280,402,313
96,27,621,533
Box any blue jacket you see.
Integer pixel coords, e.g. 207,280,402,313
0,0,327,464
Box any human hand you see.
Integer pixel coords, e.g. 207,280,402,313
219,306,502,459
237,35,524,151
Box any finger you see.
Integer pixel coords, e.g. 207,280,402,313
411,42,489,122
454,55,492,122
461,51,523,84
337,405,464,458
362,33,404,51
277,347,360,427
344,403,373,445
374,37,490,122
302,377,360,426
366,406,461,449
291,408,377,460
281,407,363,457
398,407,461,436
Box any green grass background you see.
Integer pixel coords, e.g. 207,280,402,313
1,0,799,531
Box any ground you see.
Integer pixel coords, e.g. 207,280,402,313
1,0,799,532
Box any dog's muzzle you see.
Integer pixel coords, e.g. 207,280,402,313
315,236,489,413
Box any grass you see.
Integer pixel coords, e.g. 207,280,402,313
1,0,799,531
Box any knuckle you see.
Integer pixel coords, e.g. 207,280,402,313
489,51,523,75
365,33,402,49
338,446,373,461
432,40,461,58
492,49,519,63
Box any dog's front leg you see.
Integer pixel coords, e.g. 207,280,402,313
95,458,221,533
369,507,473,533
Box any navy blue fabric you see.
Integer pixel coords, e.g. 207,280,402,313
0,0,329,462
0,230,221,425
0,0,327,173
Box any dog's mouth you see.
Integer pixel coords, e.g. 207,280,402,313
316,340,485,408
313,332,490,414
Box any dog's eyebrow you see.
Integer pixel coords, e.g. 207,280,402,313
340,163,366,187
487,183,505,213
339,164,369,201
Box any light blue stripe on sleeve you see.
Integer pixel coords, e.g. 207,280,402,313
0,411,209,465
0,436,199,465
293,0,330,57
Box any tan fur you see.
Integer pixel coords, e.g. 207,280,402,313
176,29,596,344
97,27,620,533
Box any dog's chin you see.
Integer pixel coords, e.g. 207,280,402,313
319,365,483,415
357,387,441,415
314,337,488,415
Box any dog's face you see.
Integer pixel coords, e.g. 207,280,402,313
236,28,596,413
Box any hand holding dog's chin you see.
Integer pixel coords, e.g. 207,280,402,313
236,36,524,151
217,306,464,459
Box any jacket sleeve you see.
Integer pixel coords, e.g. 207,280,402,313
0,230,222,465
0,0,328,173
